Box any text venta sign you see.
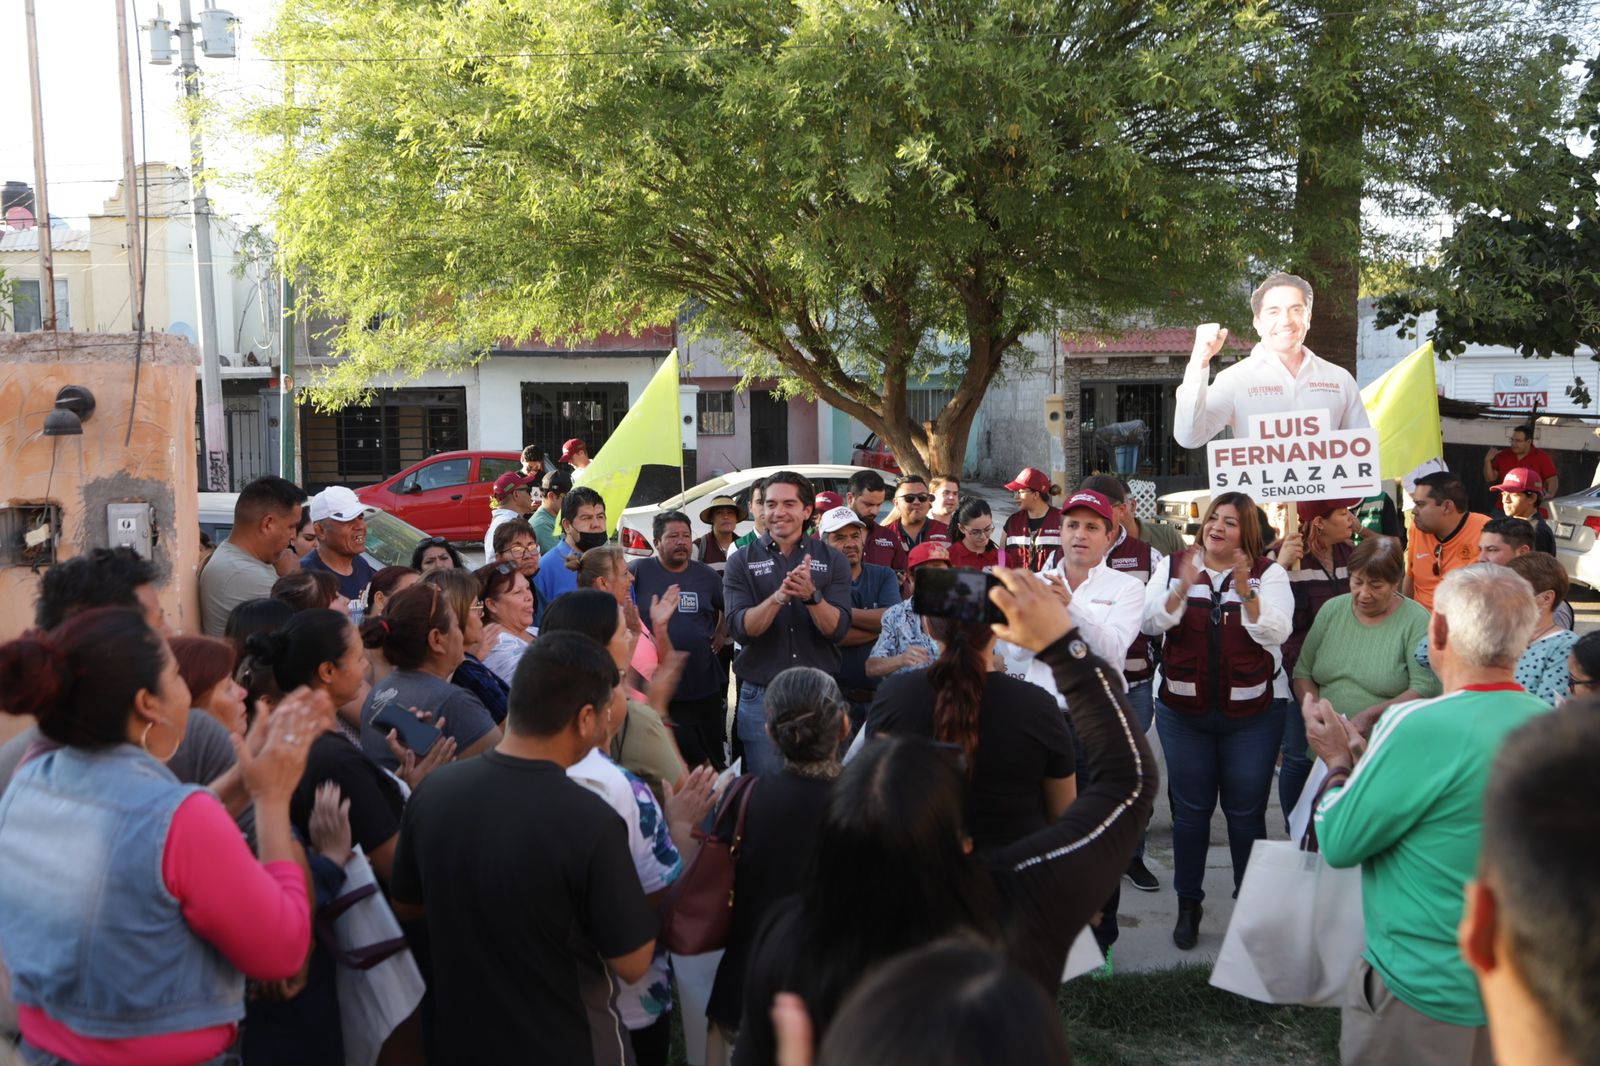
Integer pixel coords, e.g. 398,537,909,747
1207,409,1382,502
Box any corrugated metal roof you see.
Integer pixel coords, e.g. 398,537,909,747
1060,327,1251,355
0,228,91,253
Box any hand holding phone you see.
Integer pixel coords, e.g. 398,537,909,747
372,704,442,757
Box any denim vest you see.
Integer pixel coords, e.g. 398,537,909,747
0,744,246,1038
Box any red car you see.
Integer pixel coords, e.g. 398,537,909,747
850,433,902,475
354,450,524,542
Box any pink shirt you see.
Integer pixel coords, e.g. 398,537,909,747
18,792,310,1066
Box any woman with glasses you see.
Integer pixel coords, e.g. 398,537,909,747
1141,491,1292,952
493,520,543,582
1506,553,1580,706
1291,534,1438,734
947,498,999,570
1566,630,1600,703
411,536,465,574
425,568,509,726
475,562,537,685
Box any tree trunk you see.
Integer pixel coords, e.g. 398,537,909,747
1290,13,1363,379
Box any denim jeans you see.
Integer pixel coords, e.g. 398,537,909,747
1155,699,1286,902
1125,680,1155,860
736,682,782,776
1278,694,1314,826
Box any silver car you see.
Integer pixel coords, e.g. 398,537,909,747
1549,488,1600,590
197,492,433,571
616,464,879,557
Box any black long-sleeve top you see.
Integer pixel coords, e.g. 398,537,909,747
732,629,1158,1064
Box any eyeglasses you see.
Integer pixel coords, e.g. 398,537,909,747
470,600,485,616
897,493,932,504
963,524,994,537
502,546,539,558
1571,673,1595,691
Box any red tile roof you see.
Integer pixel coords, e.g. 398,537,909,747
1060,328,1251,355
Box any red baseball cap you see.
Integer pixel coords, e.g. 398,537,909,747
1490,467,1543,497
1062,489,1115,526
815,490,844,513
560,438,587,463
1296,497,1361,525
491,471,539,497
1006,467,1053,494
908,541,952,569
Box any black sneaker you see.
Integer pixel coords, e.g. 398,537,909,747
1124,856,1159,892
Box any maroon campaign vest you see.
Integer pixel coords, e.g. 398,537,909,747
1105,532,1157,683
1002,507,1063,573
1272,541,1353,676
1158,555,1277,718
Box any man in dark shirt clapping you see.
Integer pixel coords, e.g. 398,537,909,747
723,471,853,775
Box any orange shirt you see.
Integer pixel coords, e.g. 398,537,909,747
1408,512,1490,611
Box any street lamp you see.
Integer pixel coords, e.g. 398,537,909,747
144,0,238,491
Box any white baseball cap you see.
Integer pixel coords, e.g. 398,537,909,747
309,485,367,523
818,505,866,535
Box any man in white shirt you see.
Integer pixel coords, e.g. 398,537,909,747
1022,490,1144,701
1174,273,1370,449
1018,488,1144,971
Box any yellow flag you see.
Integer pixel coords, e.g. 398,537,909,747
1359,342,1443,481
576,351,682,535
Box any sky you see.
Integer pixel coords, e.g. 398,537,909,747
0,0,280,227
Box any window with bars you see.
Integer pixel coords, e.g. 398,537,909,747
698,391,736,435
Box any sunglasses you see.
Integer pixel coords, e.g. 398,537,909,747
897,493,932,504
1432,544,1443,577
419,536,449,547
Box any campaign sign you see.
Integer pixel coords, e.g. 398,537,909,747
1207,409,1382,502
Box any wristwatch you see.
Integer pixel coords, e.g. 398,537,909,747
1240,588,1258,603
804,590,822,606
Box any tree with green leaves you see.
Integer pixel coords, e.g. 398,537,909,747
1231,0,1583,375
1375,57,1600,363
250,0,1281,477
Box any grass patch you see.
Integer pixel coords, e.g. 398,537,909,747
1058,964,1340,1066
670,963,1339,1065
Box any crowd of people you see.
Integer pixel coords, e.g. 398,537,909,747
2,326,1598,1064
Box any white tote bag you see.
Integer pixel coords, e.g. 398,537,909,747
322,846,427,1066
1209,837,1363,1006
1059,926,1107,983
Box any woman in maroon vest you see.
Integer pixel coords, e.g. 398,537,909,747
1141,491,1293,951
1001,468,1063,572
1266,497,1358,821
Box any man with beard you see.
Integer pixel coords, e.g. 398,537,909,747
723,471,853,775
632,510,729,769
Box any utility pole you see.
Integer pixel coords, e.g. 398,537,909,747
23,0,56,330
176,0,228,491
280,275,298,481
114,0,144,329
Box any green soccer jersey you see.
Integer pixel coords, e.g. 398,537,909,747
1315,684,1548,1027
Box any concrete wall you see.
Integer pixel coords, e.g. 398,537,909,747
0,332,202,646
970,332,1058,483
